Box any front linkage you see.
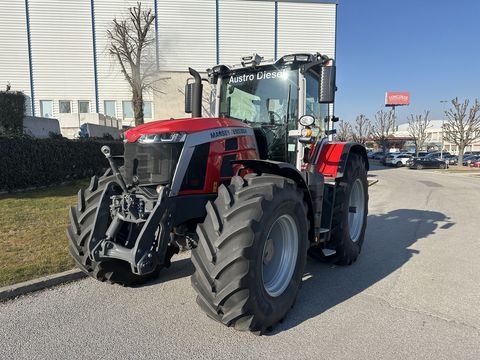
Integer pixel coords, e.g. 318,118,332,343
86,146,177,276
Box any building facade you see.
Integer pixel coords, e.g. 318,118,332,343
0,0,337,128
395,120,480,154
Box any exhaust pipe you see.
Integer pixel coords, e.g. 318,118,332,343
189,67,203,118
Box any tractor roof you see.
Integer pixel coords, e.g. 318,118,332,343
207,52,331,80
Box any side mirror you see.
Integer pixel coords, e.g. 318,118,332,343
319,66,336,104
185,82,194,114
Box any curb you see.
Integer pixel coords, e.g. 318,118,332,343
368,179,379,187
0,269,87,302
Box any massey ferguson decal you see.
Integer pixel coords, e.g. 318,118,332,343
210,128,248,139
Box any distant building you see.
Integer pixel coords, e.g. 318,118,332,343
1,0,337,128
394,120,480,154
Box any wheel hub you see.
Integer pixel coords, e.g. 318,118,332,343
263,238,275,264
262,214,299,297
348,179,365,243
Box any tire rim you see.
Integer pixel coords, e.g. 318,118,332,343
348,179,365,243
262,214,298,297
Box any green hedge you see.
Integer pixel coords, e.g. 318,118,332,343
0,91,25,134
0,136,124,191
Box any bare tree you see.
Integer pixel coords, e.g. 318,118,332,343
108,2,156,126
407,111,431,157
335,119,352,142
371,109,395,153
352,114,371,145
443,98,480,165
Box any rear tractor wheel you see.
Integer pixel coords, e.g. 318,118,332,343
67,172,162,286
309,152,368,265
191,174,309,334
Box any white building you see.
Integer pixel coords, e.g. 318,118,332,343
0,0,337,127
395,120,480,154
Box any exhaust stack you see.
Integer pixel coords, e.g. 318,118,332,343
189,67,203,118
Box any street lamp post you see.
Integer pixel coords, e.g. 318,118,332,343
440,100,449,160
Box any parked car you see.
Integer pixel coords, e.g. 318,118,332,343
386,153,413,167
471,159,480,168
406,151,426,166
384,154,395,165
463,151,480,158
373,152,386,160
423,151,451,160
444,155,458,165
409,158,448,170
463,155,480,166
368,151,384,159
380,152,397,165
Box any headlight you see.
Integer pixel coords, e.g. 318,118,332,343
137,132,186,143
299,115,315,127
301,128,313,137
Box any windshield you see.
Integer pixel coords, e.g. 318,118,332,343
219,67,298,126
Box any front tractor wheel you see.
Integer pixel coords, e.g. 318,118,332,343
191,174,309,334
66,172,161,286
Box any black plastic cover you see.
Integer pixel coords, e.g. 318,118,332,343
123,142,183,186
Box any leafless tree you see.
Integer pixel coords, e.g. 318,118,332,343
352,114,371,145
371,109,395,153
107,2,156,126
407,111,431,157
443,98,480,165
335,119,352,142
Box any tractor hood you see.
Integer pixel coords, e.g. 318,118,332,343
124,117,249,143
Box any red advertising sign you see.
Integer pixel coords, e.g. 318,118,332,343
385,92,410,106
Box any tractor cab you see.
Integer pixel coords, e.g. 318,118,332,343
186,53,337,168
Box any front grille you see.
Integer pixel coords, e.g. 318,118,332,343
123,142,183,186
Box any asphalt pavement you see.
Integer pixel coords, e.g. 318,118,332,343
1,164,479,360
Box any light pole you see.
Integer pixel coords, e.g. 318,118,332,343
440,100,449,160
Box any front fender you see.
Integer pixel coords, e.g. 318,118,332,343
232,159,323,241
316,142,368,179
232,159,308,190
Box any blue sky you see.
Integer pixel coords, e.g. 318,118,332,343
335,0,480,125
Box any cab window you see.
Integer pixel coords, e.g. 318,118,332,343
305,71,327,133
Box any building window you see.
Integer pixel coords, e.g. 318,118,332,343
40,100,53,118
104,100,116,117
78,101,90,113
122,101,133,118
143,101,153,119
59,100,71,113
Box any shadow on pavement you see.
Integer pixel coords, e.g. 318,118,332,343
270,208,454,334
137,208,453,335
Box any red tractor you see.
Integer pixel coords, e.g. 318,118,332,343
67,53,368,334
